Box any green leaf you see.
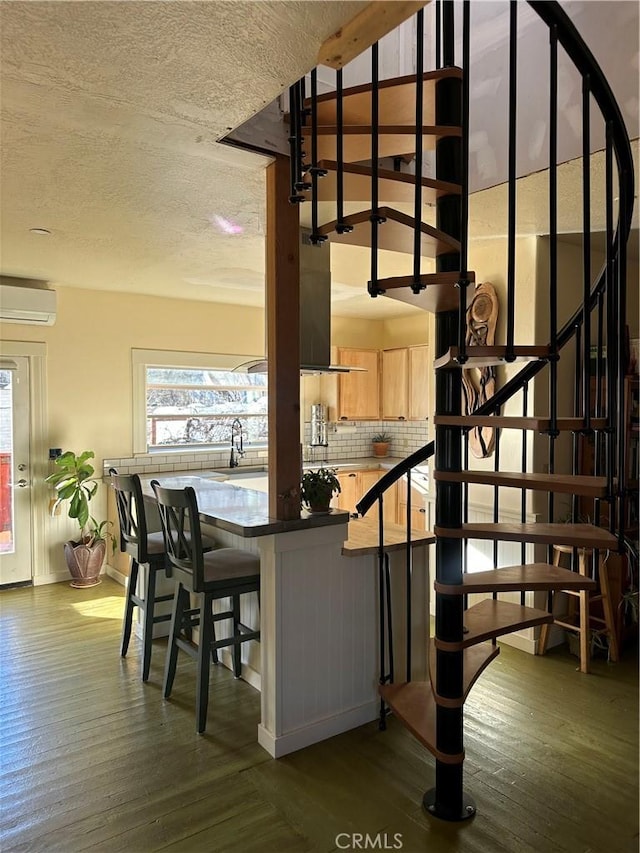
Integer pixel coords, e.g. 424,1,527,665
69,491,82,519
57,483,77,500
77,499,89,530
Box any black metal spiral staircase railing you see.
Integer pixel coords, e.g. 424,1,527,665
287,0,635,823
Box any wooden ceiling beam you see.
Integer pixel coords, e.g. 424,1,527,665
318,1,431,69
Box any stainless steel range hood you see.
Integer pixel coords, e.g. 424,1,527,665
236,230,363,375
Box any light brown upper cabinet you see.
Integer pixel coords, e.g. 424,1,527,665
381,345,430,421
381,348,409,420
408,345,430,421
335,348,380,420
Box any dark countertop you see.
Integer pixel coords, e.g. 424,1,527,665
138,473,349,538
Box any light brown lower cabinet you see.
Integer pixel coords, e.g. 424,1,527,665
333,469,397,519
332,468,429,529
397,473,428,529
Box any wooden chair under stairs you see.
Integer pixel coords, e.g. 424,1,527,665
537,544,620,673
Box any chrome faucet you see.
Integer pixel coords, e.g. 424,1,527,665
229,418,245,468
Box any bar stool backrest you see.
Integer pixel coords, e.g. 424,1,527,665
151,481,205,592
109,469,152,564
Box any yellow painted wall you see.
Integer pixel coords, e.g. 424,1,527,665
1,286,267,575
438,236,539,511
331,315,384,348
381,313,429,348
0,286,266,466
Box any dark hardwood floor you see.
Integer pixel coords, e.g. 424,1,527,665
1,578,637,852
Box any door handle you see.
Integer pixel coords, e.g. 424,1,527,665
16,479,29,488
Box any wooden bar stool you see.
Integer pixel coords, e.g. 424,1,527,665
537,544,619,673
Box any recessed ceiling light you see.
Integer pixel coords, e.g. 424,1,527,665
29,227,51,235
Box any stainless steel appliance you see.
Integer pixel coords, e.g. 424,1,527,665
309,403,328,448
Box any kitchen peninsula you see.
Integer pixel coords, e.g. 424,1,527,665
137,471,433,758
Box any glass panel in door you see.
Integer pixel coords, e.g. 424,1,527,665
0,356,32,585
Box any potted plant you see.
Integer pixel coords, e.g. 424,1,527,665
372,431,392,457
300,467,341,514
45,450,114,588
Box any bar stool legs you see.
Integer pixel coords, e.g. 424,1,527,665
142,566,158,682
121,559,140,658
538,545,619,672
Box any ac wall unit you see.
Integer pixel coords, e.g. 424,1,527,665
0,284,57,325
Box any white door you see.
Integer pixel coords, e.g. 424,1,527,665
0,356,32,585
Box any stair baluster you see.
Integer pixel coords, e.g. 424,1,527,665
309,69,327,245
335,70,352,235
506,0,518,363
582,75,593,431
520,384,528,606
412,10,424,293
405,469,413,682
548,23,559,438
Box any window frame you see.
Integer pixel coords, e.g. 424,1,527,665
132,348,265,454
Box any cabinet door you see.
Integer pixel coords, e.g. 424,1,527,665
335,470,359,512
337,349,380,420
381,349,408,420
408,345,430,421
359,469,380,496
374,471,398,524
397,473,428,529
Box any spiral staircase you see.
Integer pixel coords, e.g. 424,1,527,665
286,1,636,822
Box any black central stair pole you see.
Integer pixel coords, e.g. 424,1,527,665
424,0,475,823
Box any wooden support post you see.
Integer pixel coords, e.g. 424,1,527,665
266,155,301,521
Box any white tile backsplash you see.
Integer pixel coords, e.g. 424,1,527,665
103,421,429,478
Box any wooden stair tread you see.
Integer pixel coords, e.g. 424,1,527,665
379,276,462,313
309,160,460,206
434,563,598,595
433,470,609,497
300,124,461,162
318,207,460,257
434,346,550,369
378,681,464,764
428,642,499,708
434,415,608,432
310,68,462,127
434,599,553,651
434,522,619,550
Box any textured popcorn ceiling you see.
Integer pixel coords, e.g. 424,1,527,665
0,1,637,320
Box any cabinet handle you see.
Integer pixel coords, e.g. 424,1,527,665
340,416,348,420
398,416,405,420
348,473,357,478
419,508,426,513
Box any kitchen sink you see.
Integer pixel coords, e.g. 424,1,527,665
211,466,268,477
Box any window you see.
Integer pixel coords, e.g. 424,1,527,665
132,349,266,453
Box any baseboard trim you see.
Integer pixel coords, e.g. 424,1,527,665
105,565,127,587
218,648,261,692
33,571,72,586
257,700,378,758
500,632,537,655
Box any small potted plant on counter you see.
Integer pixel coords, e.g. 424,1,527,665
300,467,341,514
372,431,392,457
45,450,114,588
